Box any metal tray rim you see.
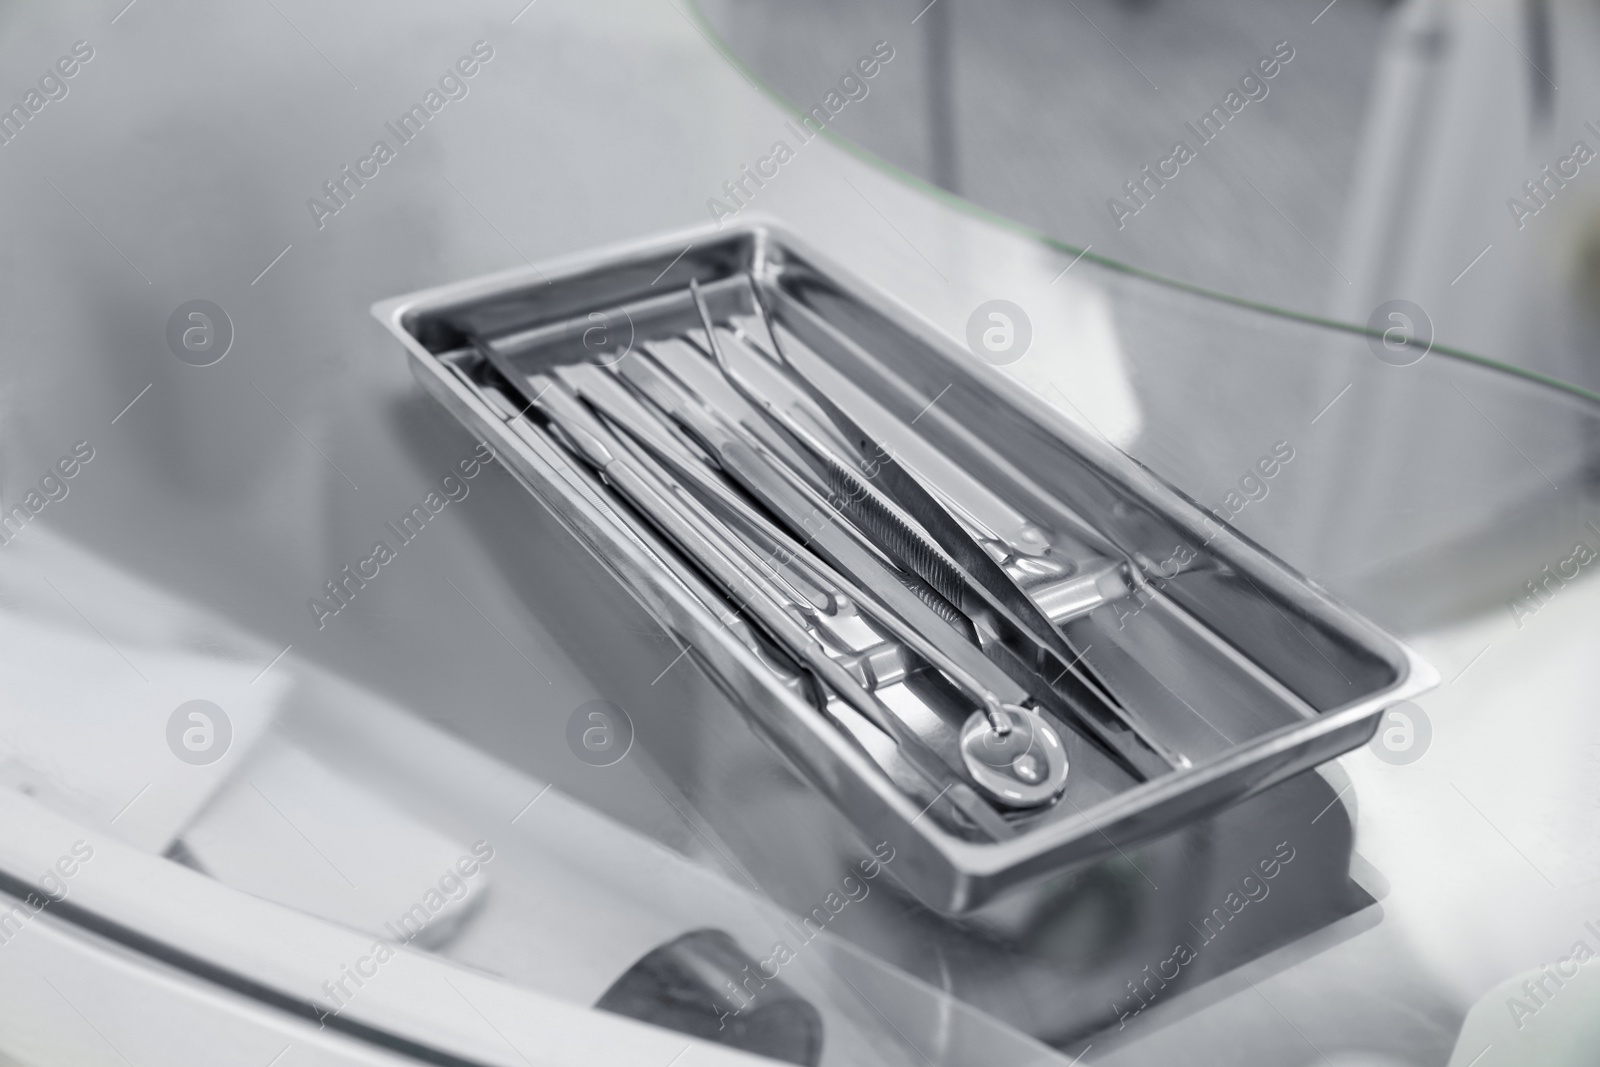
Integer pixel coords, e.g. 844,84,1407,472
371,218,1439,909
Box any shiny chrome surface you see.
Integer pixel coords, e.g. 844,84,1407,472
372,222,1436,911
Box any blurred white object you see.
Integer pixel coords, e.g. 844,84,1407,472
0,610,283,853
0,530,286,853
180,737,490,948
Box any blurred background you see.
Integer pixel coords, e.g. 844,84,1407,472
703,0,1600,392
706,0,1388,318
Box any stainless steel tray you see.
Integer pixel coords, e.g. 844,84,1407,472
372,222,1436,912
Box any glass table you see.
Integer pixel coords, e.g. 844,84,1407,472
0,2,1595,1065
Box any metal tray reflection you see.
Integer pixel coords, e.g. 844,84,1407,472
372,222,1435,912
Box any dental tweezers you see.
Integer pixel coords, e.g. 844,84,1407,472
609,338,1156,783
480,361,1015,839
558,361,1025,740
686,277,1186,776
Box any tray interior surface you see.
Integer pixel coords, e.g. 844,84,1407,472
381,224,1428,910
